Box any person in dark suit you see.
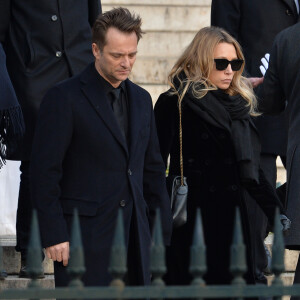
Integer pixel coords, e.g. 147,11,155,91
30,7,172,287
257,21,300,297
154,26,283,287
1,0,101,276
211,0,299,283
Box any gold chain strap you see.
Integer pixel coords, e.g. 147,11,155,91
178,82,189,186
178,97,184,186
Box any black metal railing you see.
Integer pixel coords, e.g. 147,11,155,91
1,207,300,299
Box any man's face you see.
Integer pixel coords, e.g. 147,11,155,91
92,27,138,88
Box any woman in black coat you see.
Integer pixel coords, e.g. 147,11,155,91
154,26,283,286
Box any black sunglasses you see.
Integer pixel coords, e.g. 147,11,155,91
214,59,244,71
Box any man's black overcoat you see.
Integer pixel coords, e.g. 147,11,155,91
258,22,300,249
1,0,101,160
211,0,299,155
30,64,172,286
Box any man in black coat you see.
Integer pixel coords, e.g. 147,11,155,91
1,0,101,276
30,8,172,287
258,22,300,296
211,0,299,284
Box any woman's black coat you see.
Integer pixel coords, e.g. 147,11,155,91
154,90,282,285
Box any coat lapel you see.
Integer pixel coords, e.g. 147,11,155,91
126,80,144,156
80,64,129,157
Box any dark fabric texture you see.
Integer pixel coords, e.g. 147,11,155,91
154,89,282,286
30,63,172,286
257,22,300,248
211,0,299,156
0,43,24,168
2,0,102,161
210,0,298,284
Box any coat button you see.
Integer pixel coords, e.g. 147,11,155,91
286,9,292,15
204,159,210,166
231,185,238,191
51,15,58,21
56,51,62,57
201,133,209,140
209,186,216,193
128,169,132,176
119,200,126,207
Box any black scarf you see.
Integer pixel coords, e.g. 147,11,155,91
179,83,260,184
210,89,260,184
0,43,25,169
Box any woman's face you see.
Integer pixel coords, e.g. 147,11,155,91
208,42,238,90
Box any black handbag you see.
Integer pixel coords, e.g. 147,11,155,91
168,93,188,228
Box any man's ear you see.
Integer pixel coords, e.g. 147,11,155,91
92,43,101,59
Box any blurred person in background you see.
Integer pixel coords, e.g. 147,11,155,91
1,0,101,277
211,0,299,284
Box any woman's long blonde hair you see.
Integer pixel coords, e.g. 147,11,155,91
169,26,259,116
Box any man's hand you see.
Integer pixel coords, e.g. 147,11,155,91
46,242,70,266
248,77,264,88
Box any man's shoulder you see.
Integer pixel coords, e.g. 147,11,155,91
275,22,300,44
126,79,151,97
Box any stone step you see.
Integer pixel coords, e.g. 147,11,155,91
0,275,54,289
102,4,210,31
2,247,53,275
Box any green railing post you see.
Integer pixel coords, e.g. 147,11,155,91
189,208,207,300
189,208,207,287
230,207,247,300
272,207,285,299
150,209,166,287
27,210,43,289
0,245,4,280
68,209,86,288
109,209,127,289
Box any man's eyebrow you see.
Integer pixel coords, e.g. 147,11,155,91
109,51,138,55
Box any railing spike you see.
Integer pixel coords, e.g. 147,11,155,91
189,208,206,286
272,207,285,286
27,210,43,287
230,207,247,286
68,208,86,287
150,208,166,287
0,245,5,280
109,209,127,288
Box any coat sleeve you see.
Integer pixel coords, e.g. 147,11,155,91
0,0,10,43
143,95,173,246
244,169,284,228
211,0,241,40
30,86,73,248
88,0,102,27
153,93,177,167
257,35,286,115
